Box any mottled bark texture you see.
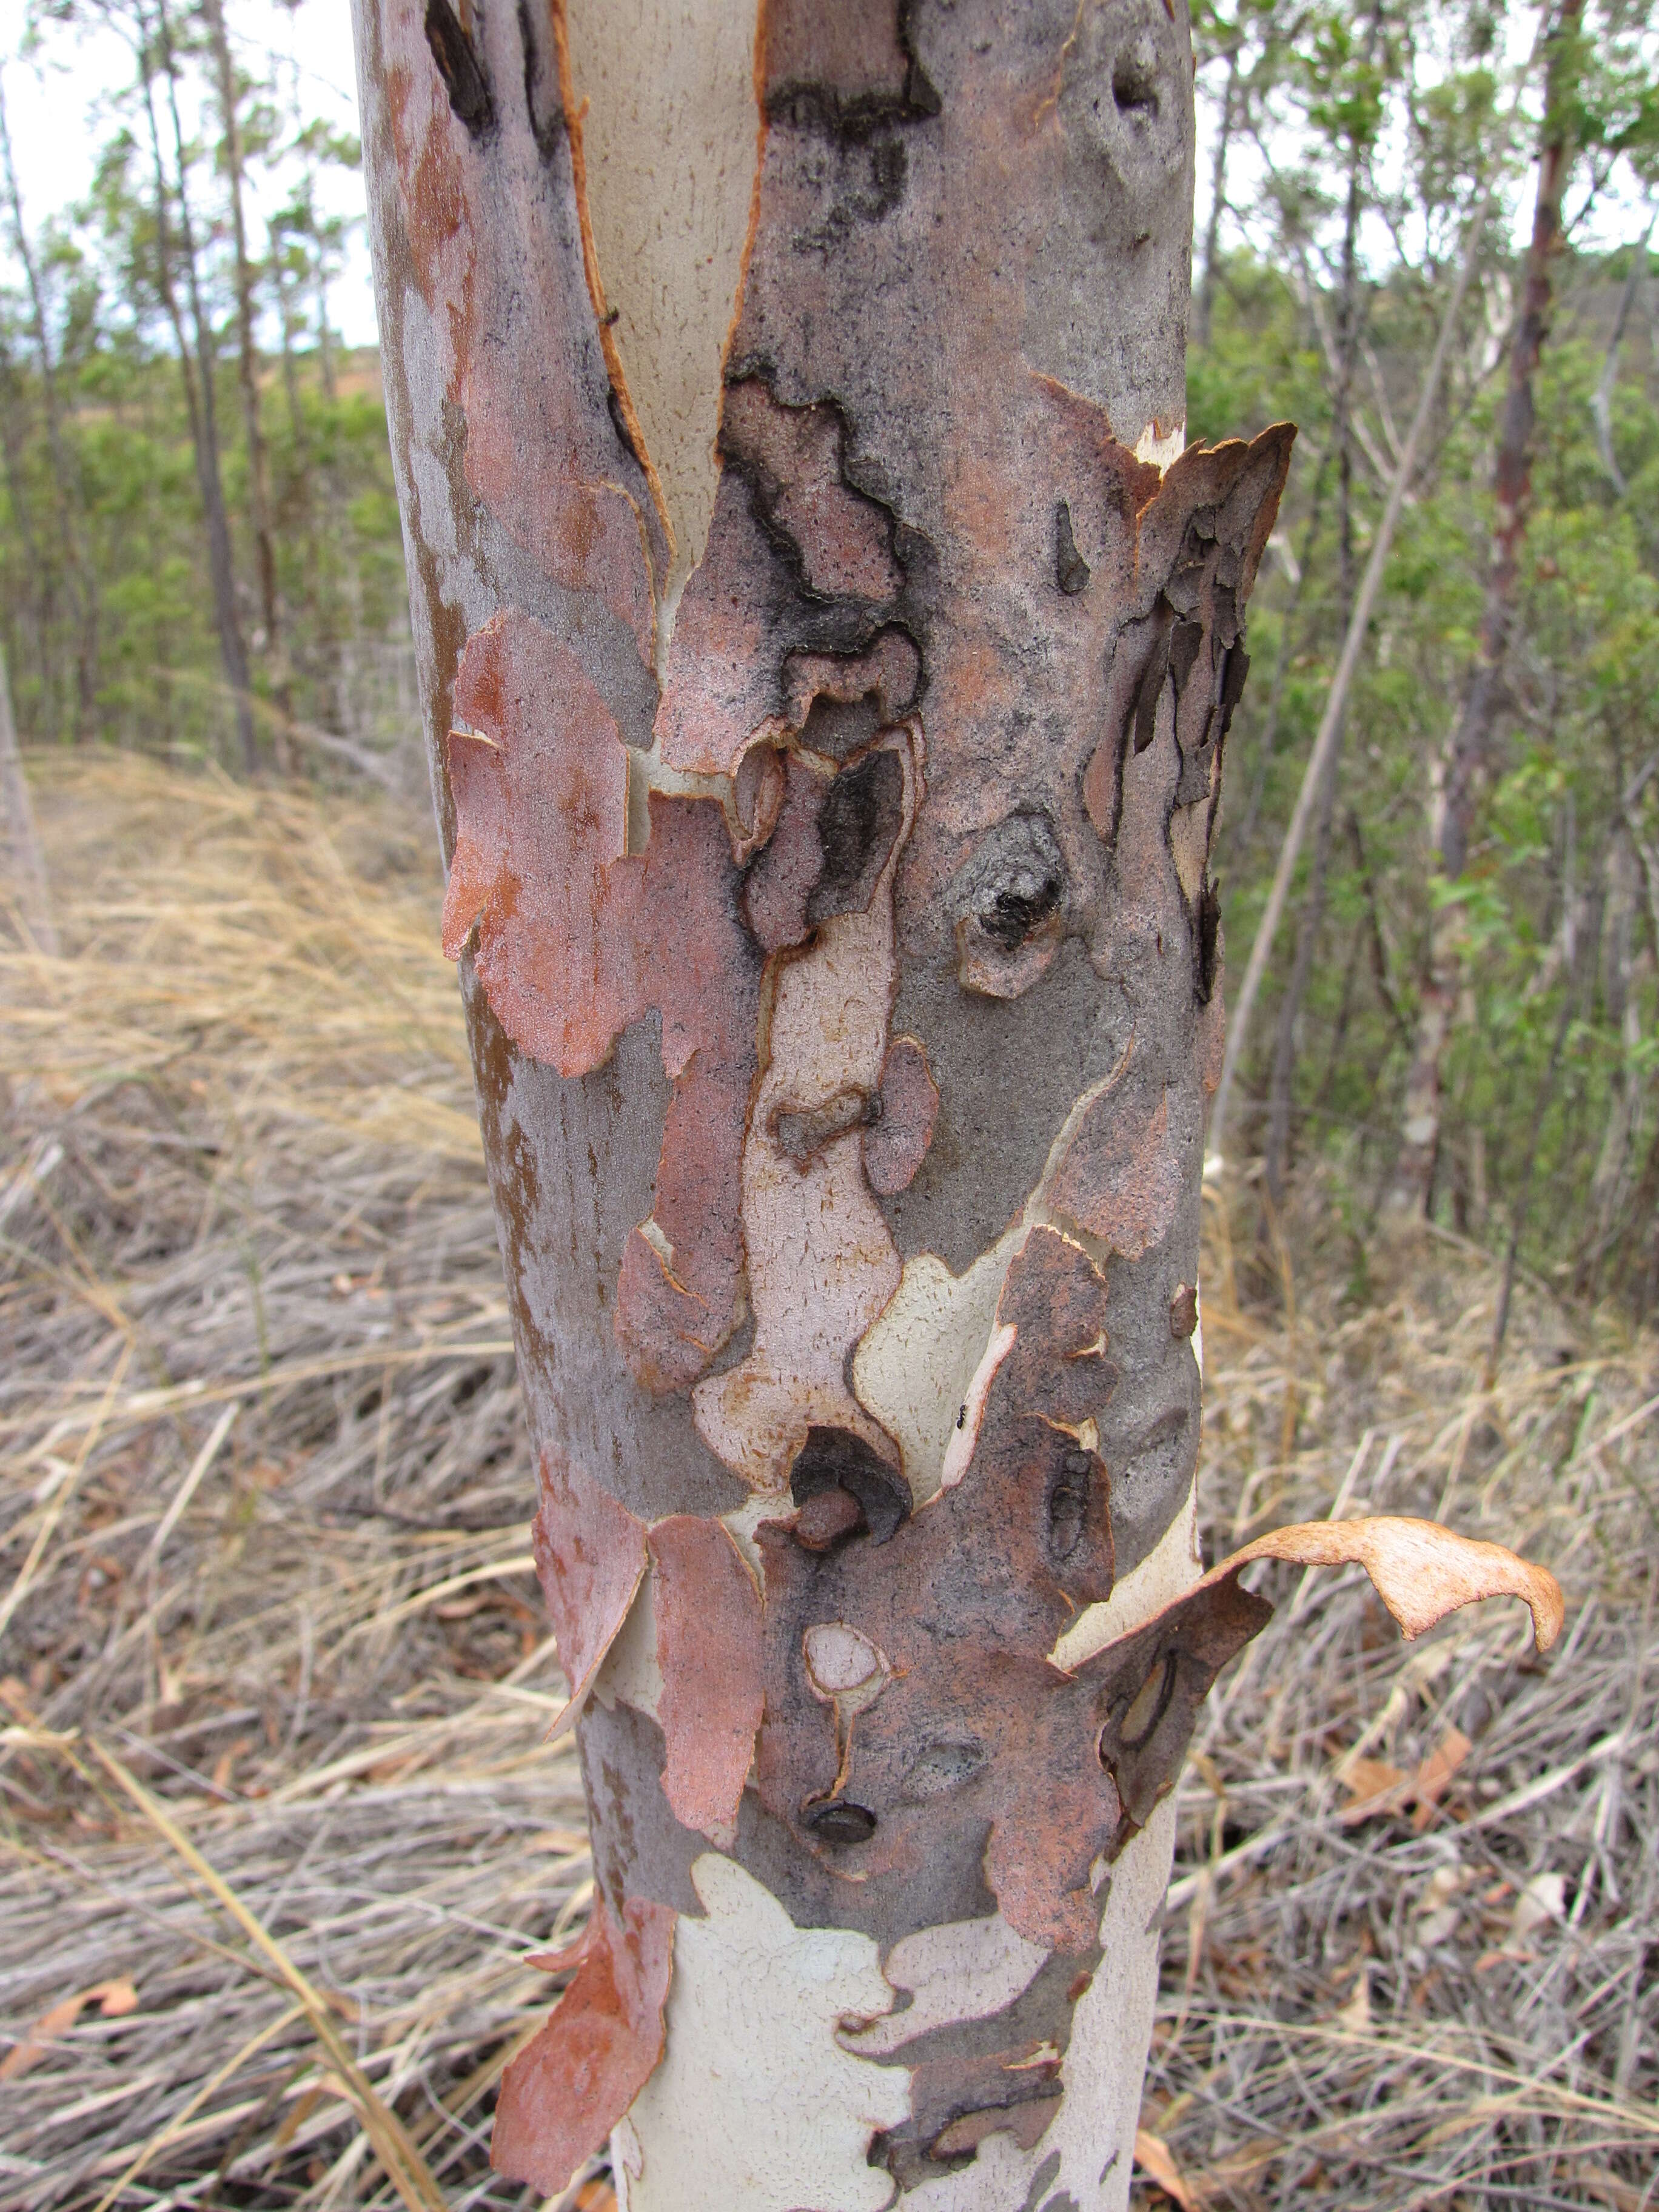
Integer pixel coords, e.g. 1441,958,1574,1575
353,5,1561,2205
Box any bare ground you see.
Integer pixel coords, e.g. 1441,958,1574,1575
2,756,1653,2211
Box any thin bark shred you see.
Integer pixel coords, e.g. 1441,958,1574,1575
352,2,1563,2203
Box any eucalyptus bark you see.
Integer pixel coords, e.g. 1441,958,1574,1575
354,5,1558,2205
1388,0,1582,1218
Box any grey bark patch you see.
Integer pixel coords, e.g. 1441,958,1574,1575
870,1939,1100,2190
880,940,1133,1276
465,985,748,1522
1054,500,1090,596
1019,2151,1063,2212
900,1738,987,1800
809,748,906,923
578,1699,706,1920
734,1791,997,1943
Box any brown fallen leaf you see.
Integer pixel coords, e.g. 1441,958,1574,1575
1410,1724,1472,1831
1338,1756,1413,1824
1337,1725,1474,1830
1,1978,139,2080
1134,2127,1204,2210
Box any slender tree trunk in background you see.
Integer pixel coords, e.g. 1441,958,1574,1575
1489,806,1580,1382
0,72,99,740
1388,0,1583,1219
355,5,1557,2203
203,0,292,766
138,0,258,776
1195,41,1238,351
0,333,51,713
1263,25,1372,1208
1583,822,1643,1275
1592,207,1654,495
0,647,59,956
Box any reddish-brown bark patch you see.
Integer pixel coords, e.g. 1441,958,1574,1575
1047,1061,1194,1263
441,611,759,1395
740,752,831,953
649,1515,766,1845
863,1036,939,1196
491,1891,674,2193
383,0,662,662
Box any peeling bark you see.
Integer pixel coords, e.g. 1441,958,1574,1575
353,2,1560,2204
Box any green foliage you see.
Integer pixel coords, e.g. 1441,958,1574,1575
5,0,1658,1310
1200,0,1659,1307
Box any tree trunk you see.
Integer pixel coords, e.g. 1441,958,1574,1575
1387,0,1583,1218
0,69,99,740
1195,40,1238,351
1260,10,1372,1207
353,5,1554,2204
202,0,292,762
138,0,258,776
0,646,59,955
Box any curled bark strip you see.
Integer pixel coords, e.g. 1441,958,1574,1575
534,1446,648,1737
1224,1515,1564,1651
491,1891,674,2194
1082,1515,1564,1837
649,1516,765,1847
441,611,759,1393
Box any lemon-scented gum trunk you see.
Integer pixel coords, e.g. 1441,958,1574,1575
352,5,1559,2204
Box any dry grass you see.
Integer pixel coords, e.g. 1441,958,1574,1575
1,754,1654,2211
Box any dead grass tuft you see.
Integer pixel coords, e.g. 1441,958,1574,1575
2,754,1653,2210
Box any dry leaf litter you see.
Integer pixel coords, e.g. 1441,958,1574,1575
1,756,1653,2211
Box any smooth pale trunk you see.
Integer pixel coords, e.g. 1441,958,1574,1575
352,4,1558,2206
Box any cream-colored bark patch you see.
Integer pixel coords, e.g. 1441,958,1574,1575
1048,1794,1181,2209
805,1621,891,1701
1134,418,1187,472
695,734,917,1491
593,1561,665,1718
619,1852,909,2212
851,1235,1020,1505
844,1911,1048,2060
563,0,762,624
938,1322,1018,1491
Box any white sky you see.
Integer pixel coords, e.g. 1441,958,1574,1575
1,0,379,344
1,1,1652,358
